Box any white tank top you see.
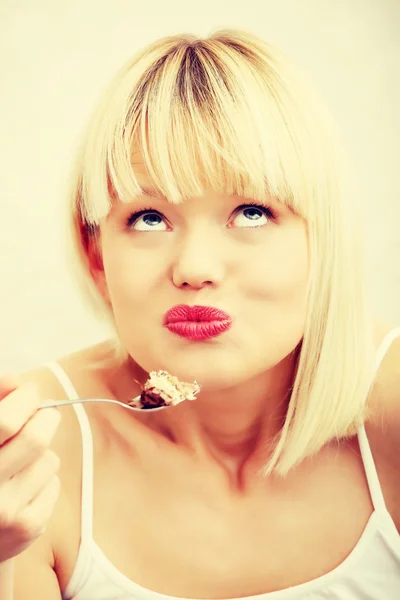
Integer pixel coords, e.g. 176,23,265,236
45,329,400,600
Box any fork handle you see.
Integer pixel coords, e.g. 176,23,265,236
39,398,126,409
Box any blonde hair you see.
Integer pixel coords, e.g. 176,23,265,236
66,28,377,476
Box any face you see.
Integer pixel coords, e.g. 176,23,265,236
92,157,309,391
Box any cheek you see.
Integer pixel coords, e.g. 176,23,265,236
103,254,134,303
243,229,309,301
239,233,309,363
102,243,163,308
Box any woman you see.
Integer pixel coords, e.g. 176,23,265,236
0,29,399,599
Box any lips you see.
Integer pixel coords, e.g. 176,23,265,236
163,304,232,340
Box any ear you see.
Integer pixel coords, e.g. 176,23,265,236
86,232,111,304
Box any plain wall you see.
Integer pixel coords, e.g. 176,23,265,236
1,0,399,372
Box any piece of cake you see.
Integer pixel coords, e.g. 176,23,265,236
129,370,201,410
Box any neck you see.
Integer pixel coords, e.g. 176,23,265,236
105,343,298,489
175,353,296,483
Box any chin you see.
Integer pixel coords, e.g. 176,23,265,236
139,354,261,392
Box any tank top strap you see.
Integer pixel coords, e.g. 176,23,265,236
44,361,94,544
44,361,79,400
374,326,400,369
358,326,400,513
357,424,386,512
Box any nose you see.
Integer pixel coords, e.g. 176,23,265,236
171,228,225,290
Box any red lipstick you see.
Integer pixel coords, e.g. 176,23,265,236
163,305,232,341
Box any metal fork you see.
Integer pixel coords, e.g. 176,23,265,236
39,397,170,413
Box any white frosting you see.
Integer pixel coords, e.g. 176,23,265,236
129,370,201,409
145,370,200,404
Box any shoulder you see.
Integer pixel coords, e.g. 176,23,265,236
17,339,116,406
16,341,105,444
369,320,400,428
366,320,400,524
15,339,117,469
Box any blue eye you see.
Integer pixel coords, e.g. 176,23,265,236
231,203,274,228
126,209,167,231
125,201,275,232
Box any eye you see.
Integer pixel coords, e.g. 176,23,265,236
126,208,168,232
230,202,274,228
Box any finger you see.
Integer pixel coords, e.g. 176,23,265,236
5,450,60,512
0,382,50,446
14,476,61,541
0,408,61,483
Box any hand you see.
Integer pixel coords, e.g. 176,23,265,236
0,375,61,562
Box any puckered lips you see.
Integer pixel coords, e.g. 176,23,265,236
163,304,233,340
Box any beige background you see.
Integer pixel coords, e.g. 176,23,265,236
0,0,399,372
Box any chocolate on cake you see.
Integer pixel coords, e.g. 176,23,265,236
129,370,200,410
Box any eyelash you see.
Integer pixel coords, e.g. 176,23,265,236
125,201,276,229
126,206,163,229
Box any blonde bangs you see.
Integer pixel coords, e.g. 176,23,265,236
77,30,339,226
